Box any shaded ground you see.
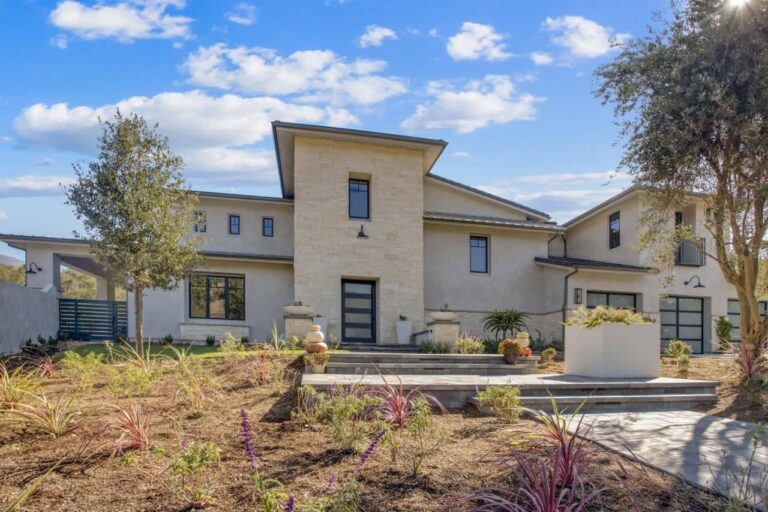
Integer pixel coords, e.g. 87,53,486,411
0,351,728,511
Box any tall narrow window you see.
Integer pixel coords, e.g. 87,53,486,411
193,211,207,233
262,217,273,237
470,235,488,273
608,211,621,249
228,214,240,235
675,211,683,226
349,179,369,219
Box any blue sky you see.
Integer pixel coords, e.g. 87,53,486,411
0,0,669,260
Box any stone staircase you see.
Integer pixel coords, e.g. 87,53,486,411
324,351,539,375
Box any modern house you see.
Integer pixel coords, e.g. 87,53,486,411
0,122,757,353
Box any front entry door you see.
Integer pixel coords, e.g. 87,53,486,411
341,280,376,344
661,296,704,354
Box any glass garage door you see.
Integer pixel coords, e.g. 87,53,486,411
660,296,703,354
341,280,376,344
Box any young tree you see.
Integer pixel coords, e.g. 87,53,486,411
67,111,201,355
596,0,768,377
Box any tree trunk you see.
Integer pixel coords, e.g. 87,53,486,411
134,284,144,357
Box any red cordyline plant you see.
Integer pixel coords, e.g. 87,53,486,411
373,372,445,428
35,356,58,378
737,341,768,381
112,404,150,452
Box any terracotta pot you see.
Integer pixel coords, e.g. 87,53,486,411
503,351,519,365
304,324,328,353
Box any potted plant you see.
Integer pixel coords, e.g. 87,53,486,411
498,338,523,364
396,314,413,345
304,351,330,374
483,309,528,340
430,303,457,321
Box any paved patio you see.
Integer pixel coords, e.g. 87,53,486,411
577,410,768,509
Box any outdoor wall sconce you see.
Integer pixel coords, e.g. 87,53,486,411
25,262,43,275
684,275,705,288
357,225,368,238
574,287,583,305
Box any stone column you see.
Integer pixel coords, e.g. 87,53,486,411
284,314,313,341
427,319,460,352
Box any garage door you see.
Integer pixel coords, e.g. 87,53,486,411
660,296,703,354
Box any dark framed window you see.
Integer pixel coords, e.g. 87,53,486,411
228,214,240,235
189,274,245,320
608,211,620,249
728,299,768,341
586,291,637,310
349,179,369,219
193,211,207,233
661,296,703,354
262,217,274,237
470,235,488,273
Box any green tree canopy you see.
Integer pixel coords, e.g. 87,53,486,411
67,111,200,353
596,0,768,374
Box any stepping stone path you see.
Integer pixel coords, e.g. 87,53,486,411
576,410,768,509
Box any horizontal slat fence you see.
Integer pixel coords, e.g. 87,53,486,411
58,299,127,341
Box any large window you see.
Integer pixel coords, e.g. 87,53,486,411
470,235,488,273
728,299,768,341
189,274,245,320
228,214,240,235
586,291,637,310
349,179,370,219
193,211,207,233
262,217,273,237
608,211,620,249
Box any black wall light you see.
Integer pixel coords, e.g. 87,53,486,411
684,275,705,288
357,225,368,238
25,262,43,274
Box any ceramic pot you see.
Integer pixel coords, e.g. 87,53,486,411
304,324,328,353
283,303,314,316
503,351,519,365
430,311,457,321
307,362,326,374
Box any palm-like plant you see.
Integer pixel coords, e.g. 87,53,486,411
483,310,529,340
4,393,81,437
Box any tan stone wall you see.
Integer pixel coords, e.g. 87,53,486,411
292,137,425,344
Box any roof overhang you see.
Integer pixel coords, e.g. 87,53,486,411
272,121,447,198
0,233,89,251
424,212,562,233
200,251,294,265
534,256,657,274
195,191,293,205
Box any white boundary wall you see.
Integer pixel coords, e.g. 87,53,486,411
0,280,58,354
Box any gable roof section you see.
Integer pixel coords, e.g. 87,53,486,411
427,174,551,221
272,121,447,198
562,186,639,228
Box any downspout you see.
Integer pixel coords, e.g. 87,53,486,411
561,267,579,342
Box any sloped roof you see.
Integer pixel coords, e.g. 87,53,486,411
534,256,655,273
424,211,562,232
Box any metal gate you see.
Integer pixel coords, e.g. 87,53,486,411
58,299,128,341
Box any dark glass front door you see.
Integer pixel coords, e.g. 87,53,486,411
660,296,704,354
341,280,376,344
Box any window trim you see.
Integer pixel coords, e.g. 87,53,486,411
469,235,489,274
188,274,245,321
193,211,207,233
608,211,621,249
262,217,274,237
228,214,240,235
348,178,370,220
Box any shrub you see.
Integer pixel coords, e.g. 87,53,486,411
113,404,150,452
205,335,216,347
303,352,330,367
107,364,158,397
59,351,103,389
482,338,501,354
172,441,221,508
162,334,174,345
541,347,557,362
293,385,322,424
240,335,250,346
483,309,528,339
35,356,58,378
384,397,448,476
564,305,654,329
113,340,162,376
0,364,40,409
325,334,341,351
477,386,521,422
665,339,693,377
4,392,81,438
169,346,216,408
419,340,451,354
287,336,304,351
218,333,247,355
456,335,485,354
372,374,444,429
251,472,287,512
715,316,734,353
498,339,523,355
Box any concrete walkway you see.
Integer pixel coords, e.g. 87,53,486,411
576,410,768,508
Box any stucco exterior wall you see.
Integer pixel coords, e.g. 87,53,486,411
194,197,294,257
423,177,530,220
0,280,58,354
291,137,425,343
127,258,294,342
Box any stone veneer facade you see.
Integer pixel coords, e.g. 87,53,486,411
292,137,425,344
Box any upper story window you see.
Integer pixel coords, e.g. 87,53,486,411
228,214,240,235
189,274,245,321
193,211,207,233
349,179,370,219
470,235,488,273
608,211,620,249
262,217,274,237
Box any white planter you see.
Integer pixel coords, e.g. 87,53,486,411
283,304,314,316
396,321,413,345
565,322,660,378
430,311,457,321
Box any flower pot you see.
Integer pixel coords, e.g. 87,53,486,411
396,321,413,345
304,325,328,353
430,311,457,321
503,351,519,365
283,303,314,316
564,322,660,378
307,363,326,374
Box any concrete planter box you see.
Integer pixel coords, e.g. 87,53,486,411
396,321,413,345
565,322,660,378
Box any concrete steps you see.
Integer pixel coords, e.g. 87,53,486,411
340,343,420,353
322,352,539,376
471,393,717,412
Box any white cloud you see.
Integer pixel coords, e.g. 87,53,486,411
401,75,541,133
529,51,553,65
13,90,358,185
49,0,193,43
359,25,397,47
50,34,69,49
0,136,12,143
0,175,75,198
428,28,438,38
0,211,7,220
544,16,629,59
182,44,407,106
226,2,257,26
36,157,55,166
446,22,512,61
452,151,471,158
